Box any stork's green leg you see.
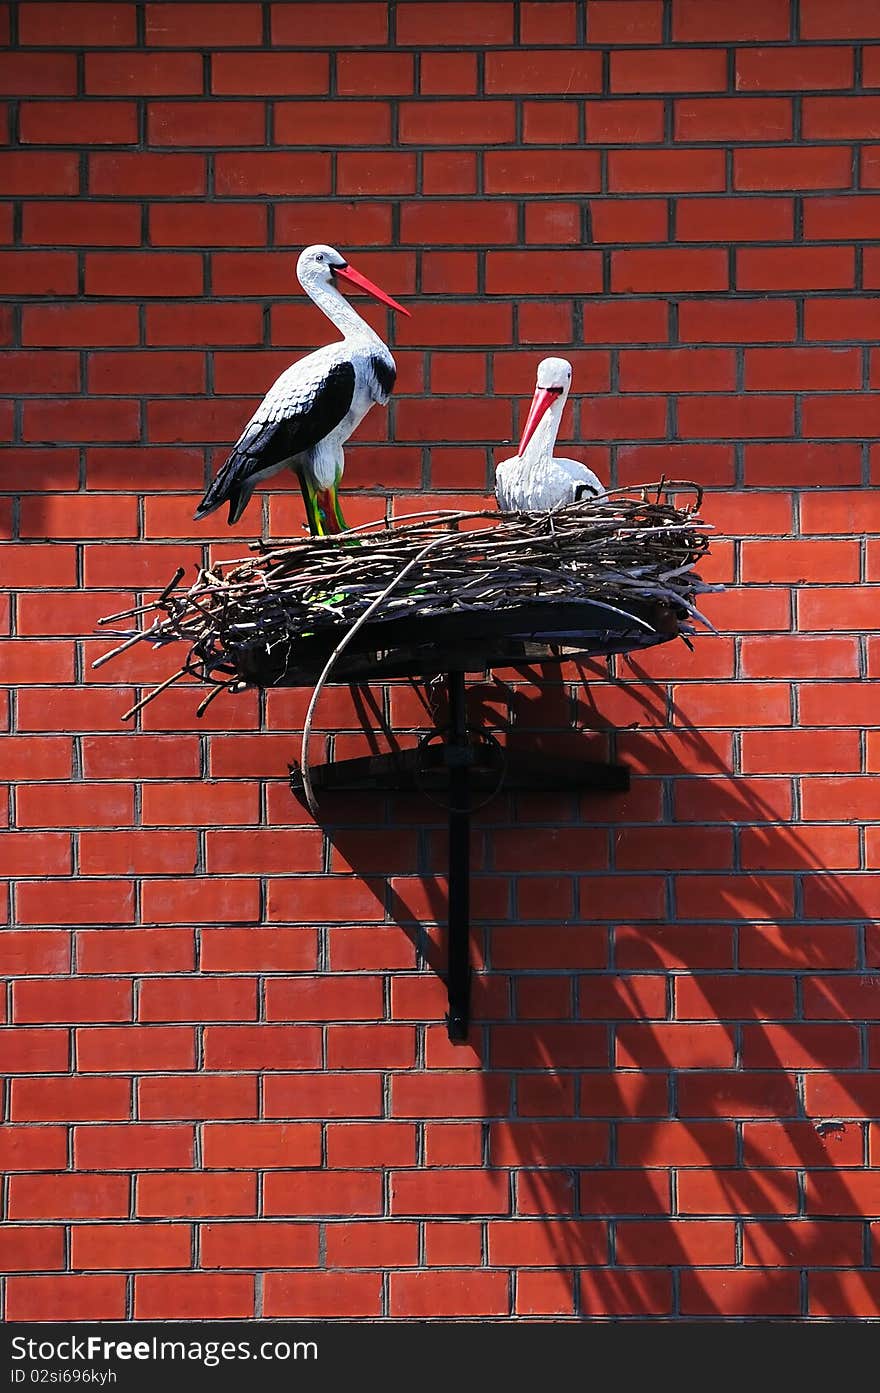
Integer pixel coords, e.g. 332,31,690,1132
298,473,326,537
329,480,348,533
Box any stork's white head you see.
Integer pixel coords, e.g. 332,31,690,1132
296,243,410,316
518,356,573,456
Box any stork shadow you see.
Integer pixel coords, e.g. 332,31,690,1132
310,662,875,1321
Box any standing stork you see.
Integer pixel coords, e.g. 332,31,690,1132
195,243,410,535
495,356,604,513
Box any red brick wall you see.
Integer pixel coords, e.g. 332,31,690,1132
2,0,879,1322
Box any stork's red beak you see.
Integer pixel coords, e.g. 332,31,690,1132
333,262,411,317
518,385,562,455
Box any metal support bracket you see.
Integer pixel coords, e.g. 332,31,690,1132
290,672,631,1043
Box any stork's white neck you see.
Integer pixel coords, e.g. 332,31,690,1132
301,270,383,345
519,389,567,464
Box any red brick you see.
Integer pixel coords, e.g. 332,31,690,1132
0,51,77,93
337,51,413,95
807,1173,880,1216
0,151,78,196
142,780,260,826
326,1122,416,1167
810,1272,880,1319
215,151,331,196
586,100,665,144
0,250,77,295
139,976,256,1022
336,151,415,195
740,925,858,970
612,247,728,292
396,2,511,43
6,1276,126,1322
678,394,794,439
680,1169,799,1215
743,634,859,679
0,1026,69,1073
0,1128,68,1173
139,1074,257,1120
588,0,662,43
801,0,880,38
618,348,735,393
675,97,793,141
418,51,477,93
77,1025,195,1073
23,202,141,249
745,1220,863,1266
743,539,860,585
212,52,328,96
10,1173,130,1219
803,489,880,534
20,2,136,44
140,876,260,925
523,100,579,146
803,392,880,436
391,1271,508,1318
75,1124,194,1171
679,298,796,343
204,1025,320,1070
86,50,204,94
0,1226,65,1272
264,1271,382,1318
137,1171,256,1219
744,1023,860,1070
520,1,577,43
609,148,725,193
265,1170,382,1217
145,301,262,347
22,302,140,346
674,0,790,39
0,931,71,976
486,250,602,295
201,1220,319,1269
735,148,853,191
272,2,388,44
746,346,860,390
146,2,261,44
612,49,728,93
484,150,601,194
86,252,203,296
489,1121,607,1167
90,151,206,195
264,975,381,1019
676,196,794,242
737,45,854,89
77,927,193,976
149,203,267,248
135,1273,254,1319
804,95,880,138
398,100,513,145
265,1073,383,1119
72,1223,191,1271
20,101,137,146
682,1269,800,1316
485,50,601,94
13,978,132,1025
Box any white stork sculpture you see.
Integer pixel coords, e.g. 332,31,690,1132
495,356,604,513
195,243,410,535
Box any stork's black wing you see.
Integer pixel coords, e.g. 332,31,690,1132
195,355,356,523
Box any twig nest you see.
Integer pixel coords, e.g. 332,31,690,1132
95,483,718,717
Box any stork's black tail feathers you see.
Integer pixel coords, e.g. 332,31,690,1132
195,452,250,525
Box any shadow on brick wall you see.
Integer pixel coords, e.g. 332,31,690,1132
320,665,875,1319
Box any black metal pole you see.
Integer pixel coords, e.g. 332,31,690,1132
445,669,471,1042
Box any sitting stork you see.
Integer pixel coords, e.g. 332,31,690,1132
495,356,604,513
195,243,410,535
